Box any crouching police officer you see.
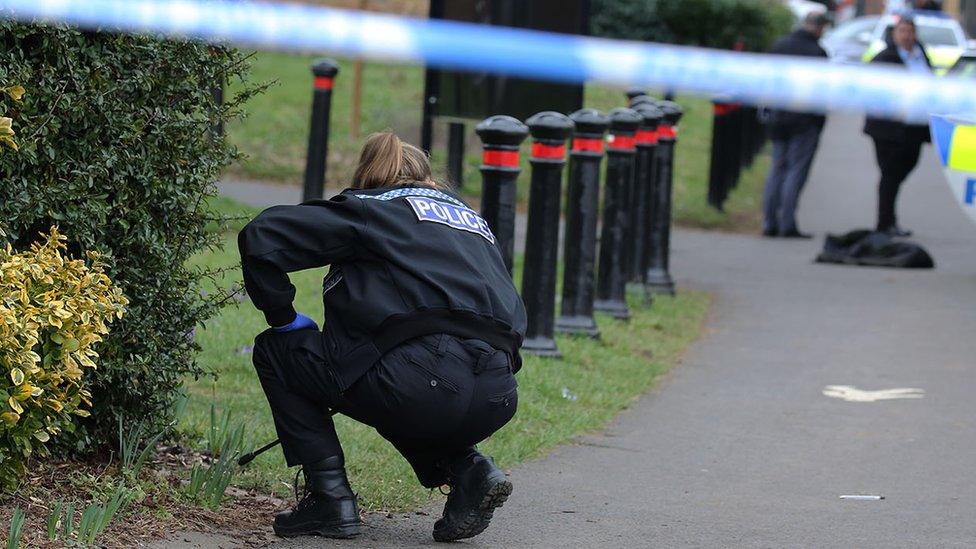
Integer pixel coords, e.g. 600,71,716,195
238,132,526,542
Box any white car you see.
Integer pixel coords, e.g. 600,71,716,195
784,0,828,21
947,49,976,78
822,15,881,63
862,10,969,74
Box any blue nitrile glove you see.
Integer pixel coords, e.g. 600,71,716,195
271,312,318,333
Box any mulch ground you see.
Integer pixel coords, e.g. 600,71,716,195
0,445,290,548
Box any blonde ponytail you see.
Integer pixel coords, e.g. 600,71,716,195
352,131,439,189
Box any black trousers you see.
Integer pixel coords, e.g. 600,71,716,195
872,137,923,232
252,330,518,488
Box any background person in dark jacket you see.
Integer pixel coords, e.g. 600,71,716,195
762,12,831,238
863,17,932,236
238,133,525,542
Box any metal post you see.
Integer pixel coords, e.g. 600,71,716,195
740,105,758,169
645,100,684,296
351,59,364,138
475,115,529,275
447,122,466,189
628,103,664,289
556,109,610,338
595,108,642,321
634,103,665,291
727,102,744,190
421,72,437,153
629,94,663,286
350,0,368,138
302,59,339,202
521,111,574,358
708,97,732,211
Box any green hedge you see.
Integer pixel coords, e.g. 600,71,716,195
0,23,257,453
591,0,795,52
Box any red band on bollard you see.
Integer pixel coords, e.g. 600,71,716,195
531,142,566,160
713,103,742,115
635,129,659,145
314,76,334,91
482,149,520,168
571,137,604,153
659,126,678,139
606,134,636,151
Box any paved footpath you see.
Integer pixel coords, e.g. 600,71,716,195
198,114,976,548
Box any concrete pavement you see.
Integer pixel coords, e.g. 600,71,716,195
199,114,976,547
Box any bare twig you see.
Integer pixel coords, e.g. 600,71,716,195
26,81,69,141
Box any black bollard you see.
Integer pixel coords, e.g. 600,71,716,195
629,94,657,108
521,111,574,358
708,97,733,211
475,115,529,275
595,108,642,321
447,122,466,189
740,105,758,169
627,103,664,290
302,59,340,202
626,88,649,103
727,102,744,190
555,109,610,338
645,100,684,296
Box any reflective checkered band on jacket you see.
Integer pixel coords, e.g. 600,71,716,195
355,187,466,207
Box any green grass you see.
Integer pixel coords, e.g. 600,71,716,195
226,51,766,232
226,55,424,185
183,197,710,511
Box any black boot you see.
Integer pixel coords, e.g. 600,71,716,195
432,451,512,542
273,456,361,539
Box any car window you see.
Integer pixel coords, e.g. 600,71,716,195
917,25,961,47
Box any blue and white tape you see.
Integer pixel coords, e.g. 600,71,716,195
2,0,974,121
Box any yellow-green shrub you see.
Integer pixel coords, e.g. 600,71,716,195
0,227,127,490
0,84,22,152
2,24,255,451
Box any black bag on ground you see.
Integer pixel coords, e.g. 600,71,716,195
815,229,935,269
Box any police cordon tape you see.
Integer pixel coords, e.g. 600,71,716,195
2,0,974,122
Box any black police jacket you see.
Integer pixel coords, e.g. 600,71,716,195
766,29,829,138
238,185,527,389
863,43,932,144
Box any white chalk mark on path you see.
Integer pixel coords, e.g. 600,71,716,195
822,385,925,402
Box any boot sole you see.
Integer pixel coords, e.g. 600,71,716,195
432,474,513,542
274,522,361,539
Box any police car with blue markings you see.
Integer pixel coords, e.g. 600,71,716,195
946,48,976,78
930,114,976,227
863,10,969,74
